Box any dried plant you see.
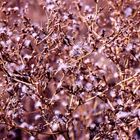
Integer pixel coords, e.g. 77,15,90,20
0,0,140,140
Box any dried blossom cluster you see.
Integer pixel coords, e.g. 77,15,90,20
0,0,140,140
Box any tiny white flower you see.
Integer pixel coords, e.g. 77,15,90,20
57,81,62,88
126,43,133,51
63,14,68,20
90,123,96,129
29,136,35,140
17,64,25,71
24,39,31,47
21,85,28,93
124,7,132,17
73,113,79,118
47,4,55,11
51,123,59,131
79,75,84,80
84,58,90,64
32,32,37,37
20,122,28,128
16,36,20,42
116,111,130,119
7,7,12,11
28,125,34,130
7,110,13,117
61,101,67,107
85,83,93,91
52,95,60,101
23,54,32,59
57,59,68,71
110,90,116,97
35,101,42,109
84,5,92,12
6,39,12,45
0,41,7,48
117,99,123,105
34,114,41,120
114,72,119,78
31,94,36,100
54,110,61,115
13,7,19,11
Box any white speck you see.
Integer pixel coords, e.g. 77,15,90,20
63,14,68,20
57,59,68,71
117,99,123,105
16,36,20,42
89,75,95,81
32,32,37,37
84,58,90,64
116,111,130,119
103,64,107,70
57,81,62,88
21,85,28,93
13,7,19,11
54,110,61,115
61,101,67,107
24,39,31,47
85,83,93,91
35,101,42,109
110,90,116,97
79,75,84,80
60,90,64,95
124,7,132,17
47,4,55,11
97,117,102,123
6,63,17,73
75,80,83,88
97,92,102,96
17,64,25,71
28,125,34,130
73,113,79,118
7,110,13,117
73,44,80,49
23,54,32,59
0,41,7,48
126,43,133,51
90,123,96,129
34,114,41,120
98,46,105,53
114,72,119,78
57,135,65,140
7,31,13,36
29,136,35,140
20,122,28,128
52,94,60,101
6,39,12,45
7,7,12,11
0,27,6,33
132,109,140,116
46,0,51,3
51,33,57,40
31,64,35,68
84,5,92,12
51,123,59,131
31,94,36,100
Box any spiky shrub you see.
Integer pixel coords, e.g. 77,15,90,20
0,0,140,140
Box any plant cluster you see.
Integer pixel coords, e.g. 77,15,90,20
0,0,140,140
